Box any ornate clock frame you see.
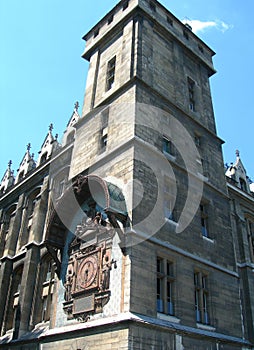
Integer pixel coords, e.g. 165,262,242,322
63,222,117,321
45,174,128,322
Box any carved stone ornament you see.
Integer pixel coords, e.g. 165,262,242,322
63,217,117,322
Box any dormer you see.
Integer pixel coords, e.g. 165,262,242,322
226,150,252,194
15,144,36,184
0,161,15,194
62,102,80,146
37,124,61,166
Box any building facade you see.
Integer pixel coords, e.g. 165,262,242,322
0,0,253,349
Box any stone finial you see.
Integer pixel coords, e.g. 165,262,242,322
49,123,54,132
74,101,79,112
236,149,240,157
8,160,12,169
26,143,31,152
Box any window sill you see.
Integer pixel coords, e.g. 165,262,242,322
196,322,215,331
202,236,214,243
157,312,180,324
165,217,178,227
163,151,176,162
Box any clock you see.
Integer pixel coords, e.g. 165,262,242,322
78,255,98,289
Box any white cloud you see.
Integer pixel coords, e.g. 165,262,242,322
182,19,233,35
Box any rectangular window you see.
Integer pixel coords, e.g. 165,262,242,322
194,271,210,324
194,134,201,147
41,259,55,322
156,257,175,316
149,1,156,12
163,137,174,156
167,16,173,26
101,128,108,149
200,204,209,238
100,108,109,151
108,15,114,25
164,176,176,221
247,219,254,262
94,28,100,38
58,179,65,197
239,178,247,192
122,0,129,10
106,56,116,91
188,77,195,111
183,30,189,40
198,44,204,53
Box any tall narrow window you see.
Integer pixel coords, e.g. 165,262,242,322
106,56,116,91
5,266,23,333
40,152,48,165
100,108,109,151
41,260,54,322
163,137,174,156
0,205,16,257
200,204,209,238
194,271,210,324
164,176,176,221
183,30,189,40
58,179,65,197
188,77,195,111
149,1,156,12
31,256,55,327
247,219,254,262
122,0,129,10
107,15,114,25
156,257,175,316
239,178,247,192
157,258,163,312
194,133,201,147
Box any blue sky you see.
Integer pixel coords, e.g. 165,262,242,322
0,0,253,181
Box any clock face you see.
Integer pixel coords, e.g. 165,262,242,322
78,255,98,289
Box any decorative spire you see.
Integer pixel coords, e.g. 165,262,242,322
8,160,12,169
236,149,240,157
74,101,79,112
49,123,54,132
26,143,31,152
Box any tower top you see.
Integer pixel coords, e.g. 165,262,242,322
82,0,215,76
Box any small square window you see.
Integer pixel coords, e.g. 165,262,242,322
198,44,204,53
122,0,129,10
108,15,114,25
194,134,201,147
149,1,156,12
167,16,173,26
183,30,189,40
94,28,100,38
163,137,174,155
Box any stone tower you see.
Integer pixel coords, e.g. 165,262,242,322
0,0,253,349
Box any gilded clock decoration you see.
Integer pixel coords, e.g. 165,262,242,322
78,255,98,289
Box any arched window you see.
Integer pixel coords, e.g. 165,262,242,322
18,171,24,182
4,265,23,334
239,178,247,192
33,255,55,325
40,152,48,165
247,219,254,262
17,188,41,251
0,204,17,257
66,130,75,144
